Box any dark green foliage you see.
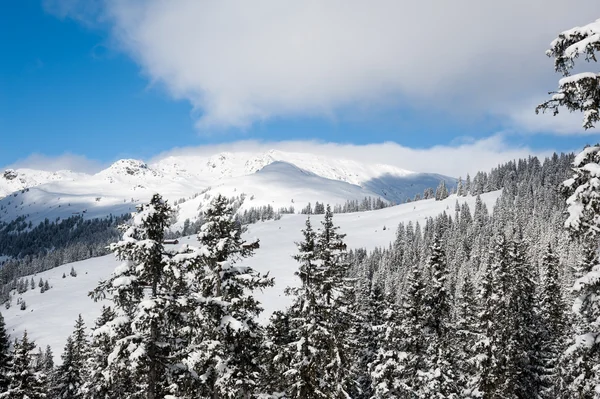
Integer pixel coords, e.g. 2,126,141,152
1,331,48,399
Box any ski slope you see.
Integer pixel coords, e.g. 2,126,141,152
2,191,500,363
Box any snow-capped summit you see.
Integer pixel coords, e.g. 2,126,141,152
0,168,80,198
0,150,456,227
98,159,162,179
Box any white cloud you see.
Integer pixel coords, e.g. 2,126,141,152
4,153,105,174
151,135,555,178
47,0,600,133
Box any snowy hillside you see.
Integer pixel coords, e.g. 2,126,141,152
0,169,82,198
2,191,500,363
0,150,456,227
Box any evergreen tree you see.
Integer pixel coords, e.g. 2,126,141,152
538,244,566,399
370,292,406,398
421,236,458,398
53,315,88,398
1,331,47,399
0,312,11,392
536,18,600,129
82,306,127,399
270,209,356,398
90,194,177,399
454,274,480,397
561,145,600,397
435,181,449,201
173,194,273,398
353,284,387,399
560,240,599,399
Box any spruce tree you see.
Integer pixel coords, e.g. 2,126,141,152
52,315,88,398
173,194,273,398
561,146,600,397
454,274,480,397
90,194,177,399
0,312,11,392
422,236,458,398
538,244,566,399
270,209,356,398
370,289,406,398
1,331,48,399
82,306,127,399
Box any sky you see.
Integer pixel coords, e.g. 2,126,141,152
1,0,599,176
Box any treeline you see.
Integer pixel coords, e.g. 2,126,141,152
0,214,130,304
301,196,392,214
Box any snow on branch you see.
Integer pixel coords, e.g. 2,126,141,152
537,18,600,129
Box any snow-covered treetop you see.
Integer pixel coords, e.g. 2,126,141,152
537,18,600,130
564,145,600,239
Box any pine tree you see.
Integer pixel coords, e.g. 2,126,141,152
538,244,566,398
373,263,428,398
82,306,128,399
457,178,464,197
560,240,599,399
421,236,458,398
1,331,48,399
173,194,274,398
53,336,79,398
270,209,356,398
53,314,88,398
561,145,600,397
370,292,406,398
354,284,387,399
536,18,600,129
0,312,11,392
454,274,480,397
436,181,449,201
90,194,177,399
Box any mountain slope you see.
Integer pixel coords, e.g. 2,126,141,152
0,150,456,227
2,191,500,364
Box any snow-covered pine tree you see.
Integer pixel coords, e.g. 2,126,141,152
560,239,599,399
471,258,497,398
313,205,356,395
561,145,600,397
52,315,88,398
476,235,515,398
457,178,464,197
454,274,480,397
507,237,540,399
374,263,428,398
369,289,406,398
82,306,128,399
465,174,472,196
173,194,273,398
435,181,449,201
538,244,566,399
53,336,78,398
536,18,600,130
267,217,321,398
0,312,11,392
353,284,388,399
421,235,458,398
269,209,355,398
1,331,48,399
42,346,53,375
90,193,177,399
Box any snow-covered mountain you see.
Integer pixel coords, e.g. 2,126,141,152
0,169,82,198
2,191,501,364
0,150,456,227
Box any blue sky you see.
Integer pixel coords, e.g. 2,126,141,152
1,1,598,173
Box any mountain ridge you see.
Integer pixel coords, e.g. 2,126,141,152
0,150,456,227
